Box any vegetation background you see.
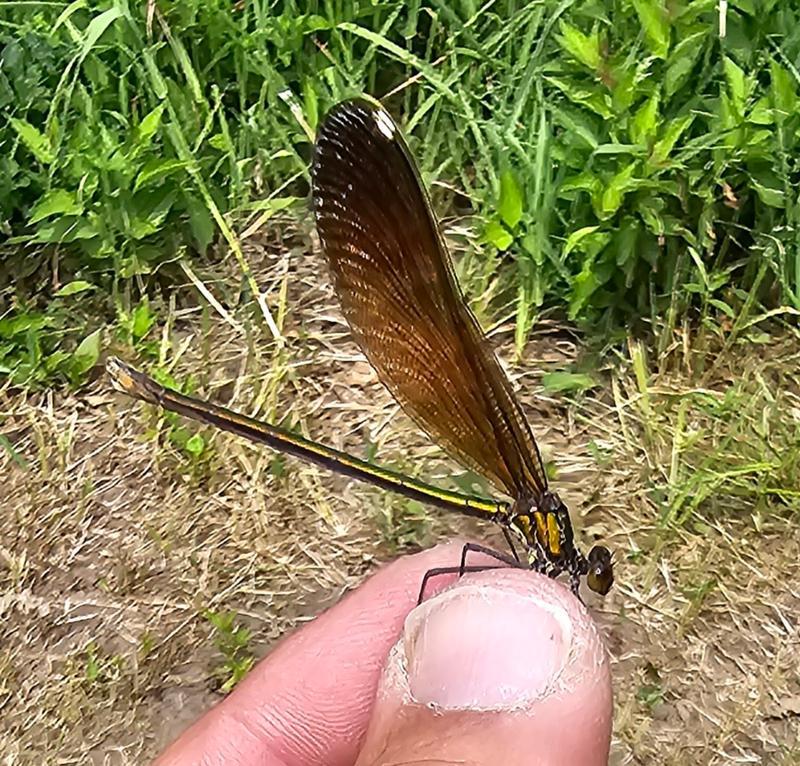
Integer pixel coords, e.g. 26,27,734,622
4,0,800,382
1,0,799,763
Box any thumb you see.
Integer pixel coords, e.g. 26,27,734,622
354,568,612,766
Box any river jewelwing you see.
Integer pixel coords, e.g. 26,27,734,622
107,98,614,598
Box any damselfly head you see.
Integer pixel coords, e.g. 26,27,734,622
586,545,614,595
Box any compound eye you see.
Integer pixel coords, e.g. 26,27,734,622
586,545,614,595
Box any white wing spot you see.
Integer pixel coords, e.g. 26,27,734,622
374,108,396,140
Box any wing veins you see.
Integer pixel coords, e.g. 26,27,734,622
312,100,548,498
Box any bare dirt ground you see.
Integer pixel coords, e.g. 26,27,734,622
2,233,799,765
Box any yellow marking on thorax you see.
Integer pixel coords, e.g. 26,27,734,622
533,511,548,549
546,513,562,557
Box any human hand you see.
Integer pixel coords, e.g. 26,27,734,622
154,541,612,766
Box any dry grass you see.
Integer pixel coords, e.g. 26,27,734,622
1,231,799,764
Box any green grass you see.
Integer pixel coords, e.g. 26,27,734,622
3,0,800,387
203,609,255,693
604,330,800,531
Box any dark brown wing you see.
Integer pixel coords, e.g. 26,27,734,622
311,99,546,499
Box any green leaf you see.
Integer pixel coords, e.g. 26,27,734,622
687,247,709,290
750,178,783,208
498,170,523,229
637,198,666,235
747,129,773,150
185,433,205,456
186,195,215,252
610,65,637,112
568,266,599,320
599,164,638,219
136,103,166,144
165,25,203,103
143,49,168,99
54,280,96,297
630,93,660,144
748,96,773,126
542,371,598,393
85,644,99,682
556,22,601,71
560,173,601,195
131,300,155,341
10,117,55,165
664,31,706,98
651,115,694,164
577,229,610,259
613,218,640,267
0,434,28,470
770,61,797,123
134,159,187,191
72,328,102,375
28,189,83,224
128,218,159,240
78,7,123,63
708,298,735,318
34,217,98,243
545,77,613,118
484,220,513,251
52,0,88,34
593,143,644,156
208,134,227,151
127,189,176,239
551,106,599,150
303,78,319,133
632,0,670,58
724,56,748,116
718,91,740,134
563,226,605,258
0,313,51,338
269,455,286,478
